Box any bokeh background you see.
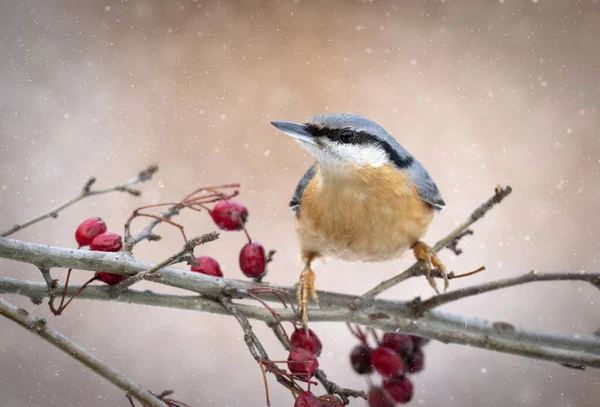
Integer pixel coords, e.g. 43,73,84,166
1,0,599,406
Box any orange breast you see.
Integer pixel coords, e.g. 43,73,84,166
296,164,434,261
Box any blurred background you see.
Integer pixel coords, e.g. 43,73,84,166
1,0,599,406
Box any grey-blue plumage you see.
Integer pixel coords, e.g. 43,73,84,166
290,162,317,212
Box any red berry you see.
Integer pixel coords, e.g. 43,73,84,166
410,335,430,349
406,348,425,373
210,200,248,231
383,376,414,403
95,272,127,285
287,348,319,378
75,217,107,247
90,232,122,252
318,394,344,407
190,256,223,277
371,346,404,378
350,344,373,375
239,241,266,278
381,332,414,358
294,391,321,407
290,328,323,356
368,387,394,407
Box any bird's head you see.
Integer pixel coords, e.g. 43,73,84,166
271,113,413,174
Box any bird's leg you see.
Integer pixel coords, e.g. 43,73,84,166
412,241,449,292
296,252,319,327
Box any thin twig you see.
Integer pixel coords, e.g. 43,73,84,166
110,232,219,296
0,298,168,407
219,296,306,396
258,361,271,407
1,165,158,237
37,266,60,314
123,185,239,252
313,370,367,404
445,229,474,256
414,270,600,315
150,390,192,407
123,204,182,251
362,185,513,298
219,296,269,360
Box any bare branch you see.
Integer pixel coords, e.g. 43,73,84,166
219,296,303,399
110,232,219,296
123,204,183,251
1,165,158,237
219,297,270,360
413,270,600,314
445,229,473,256
1,267,599,369
0,298,168,407
313,370,367,403
37,266,60,313
122,184,239,252
362,185,513,298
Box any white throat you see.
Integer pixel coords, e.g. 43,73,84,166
300,141,388,174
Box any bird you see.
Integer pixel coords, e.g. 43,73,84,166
271,113,447,325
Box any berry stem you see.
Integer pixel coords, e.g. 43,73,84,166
56,275,99,314
181,183,240,202
347,323,370,347
449,265,486,279
130,213,188,244
258,361,272,407
368,327,381,346
57,268,73,311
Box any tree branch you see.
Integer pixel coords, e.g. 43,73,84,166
414,270,600,314
1,165,158,237
362,185,513,298
0,298,168,407
110,232,219,296
1,236,599,369
37,266,60,312
123,204,183,252
219,296,303,403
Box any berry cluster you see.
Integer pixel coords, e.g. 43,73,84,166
57,189,270,316
189,199,268,280
75,197,268,284
75,217,126,284
349,326,429,406
286,328,345,406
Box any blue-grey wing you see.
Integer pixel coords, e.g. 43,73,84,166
375,130,445,211
290,162,317,213
408,160,446,211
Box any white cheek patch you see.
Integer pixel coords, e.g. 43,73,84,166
336,143,389,167
298,140,389,176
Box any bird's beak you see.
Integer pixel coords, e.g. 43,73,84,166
270,121,316,145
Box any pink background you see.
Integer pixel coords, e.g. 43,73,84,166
1,1,599,406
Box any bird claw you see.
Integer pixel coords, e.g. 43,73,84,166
413,241,449,293
297,266,319,326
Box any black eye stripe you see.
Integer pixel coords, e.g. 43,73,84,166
305,125,414,169
305,125,357,143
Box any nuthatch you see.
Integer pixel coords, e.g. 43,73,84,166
271,113,447,325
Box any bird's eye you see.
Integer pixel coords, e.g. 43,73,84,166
340,130,355,143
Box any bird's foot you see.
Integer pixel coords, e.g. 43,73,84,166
296,265,319,326
412,241,448,293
